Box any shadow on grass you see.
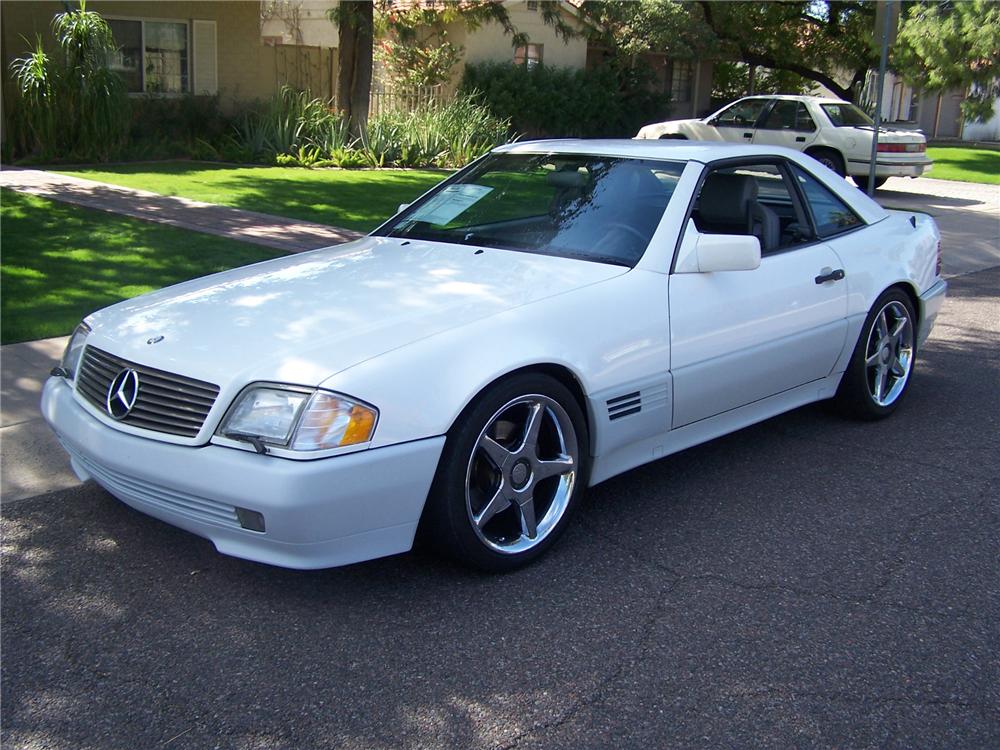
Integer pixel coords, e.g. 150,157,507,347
1,189,283,343
58,162,448,232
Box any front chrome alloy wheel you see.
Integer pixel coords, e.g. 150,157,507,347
865,300,913,407
465,394,578,555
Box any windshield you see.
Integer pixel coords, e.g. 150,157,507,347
376,152,685,267
821,103,874,127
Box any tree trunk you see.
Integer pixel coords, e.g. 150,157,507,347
337,1,373,140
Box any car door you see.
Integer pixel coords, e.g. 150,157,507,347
706,98,772,143
751,100,820,153
668,160,849,428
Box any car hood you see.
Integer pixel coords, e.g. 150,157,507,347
84,236,627,387
636,118,699,137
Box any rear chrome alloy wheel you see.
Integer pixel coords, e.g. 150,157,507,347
864,300,913,407
465,394,578,555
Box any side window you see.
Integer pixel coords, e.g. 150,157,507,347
760,101,796,130
795,103,817,132
713,99,770,128
792,165,863,237
761,101,817,132
692,163,811,254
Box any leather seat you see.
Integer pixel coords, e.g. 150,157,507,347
697,173,781,253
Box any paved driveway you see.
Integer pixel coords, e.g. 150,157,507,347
3,266,998,749
2,175,998,748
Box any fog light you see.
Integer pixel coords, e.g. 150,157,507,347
235,507,266,532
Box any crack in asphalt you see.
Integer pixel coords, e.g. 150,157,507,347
493,575,683,750
497,498,997,747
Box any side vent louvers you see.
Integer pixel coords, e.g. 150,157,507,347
607,391,641,421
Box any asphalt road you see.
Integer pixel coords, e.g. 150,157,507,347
3,268,998,750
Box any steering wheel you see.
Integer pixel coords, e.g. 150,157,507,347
595,223,648,259
600,223,647,245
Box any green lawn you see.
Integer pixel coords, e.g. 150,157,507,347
55,163,448,231
1,189,284,344
925,146,1000,185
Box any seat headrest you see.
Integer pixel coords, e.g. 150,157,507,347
698,173,758,225
546,168,590,189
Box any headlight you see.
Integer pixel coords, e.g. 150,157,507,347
219,385,378,452
59,323,91,379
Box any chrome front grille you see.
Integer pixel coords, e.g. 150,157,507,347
75,346,220,438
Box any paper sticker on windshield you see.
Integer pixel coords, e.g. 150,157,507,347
409,184,493,225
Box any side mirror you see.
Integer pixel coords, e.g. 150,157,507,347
690,233,761,273
397,203,410,214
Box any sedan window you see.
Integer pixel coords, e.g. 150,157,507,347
712,98,770,128
760,101,816,132
821,103,874,128
379,153,685,267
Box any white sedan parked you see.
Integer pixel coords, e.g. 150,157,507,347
636,95,933,191
42,140,946,572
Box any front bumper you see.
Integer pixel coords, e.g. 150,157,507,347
917,278,947,349
41,377,445,569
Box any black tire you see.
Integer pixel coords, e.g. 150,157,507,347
835,288,918,420
421,373,589,572
659,134,688,140
807,147,846,177
851,174,889,191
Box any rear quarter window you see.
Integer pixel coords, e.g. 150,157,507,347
792,165,863,237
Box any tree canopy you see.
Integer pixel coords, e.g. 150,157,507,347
894,0,1000,122
582,1,878,101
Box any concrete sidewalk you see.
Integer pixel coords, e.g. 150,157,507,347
2,337,78,502
0,168,363,253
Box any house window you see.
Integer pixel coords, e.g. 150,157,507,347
668,60,692,102
514,44,543,70
526,1,539,10
108,19,189,94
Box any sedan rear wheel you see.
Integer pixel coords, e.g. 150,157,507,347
807,147,846,177
835,289,916,419
852,174,889,192
422,373,588,571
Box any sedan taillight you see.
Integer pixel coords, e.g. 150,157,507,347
877,142,926,153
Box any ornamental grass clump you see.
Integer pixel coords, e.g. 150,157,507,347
9,0,130,162
232,87,512,169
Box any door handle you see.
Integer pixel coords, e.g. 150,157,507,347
743,132,753,139
815,269,846,284
795,136,806,142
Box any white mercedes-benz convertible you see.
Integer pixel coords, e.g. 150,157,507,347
42,140,947,571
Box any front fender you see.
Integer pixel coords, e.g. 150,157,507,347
320,270,672,451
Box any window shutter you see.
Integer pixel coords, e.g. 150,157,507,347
192,20,218,95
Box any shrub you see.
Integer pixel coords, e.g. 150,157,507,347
231,88,512,168
460,61,670,138
130,94,231,146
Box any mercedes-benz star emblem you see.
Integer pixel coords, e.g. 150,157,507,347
106,369,140,419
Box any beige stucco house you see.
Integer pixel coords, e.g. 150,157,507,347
385,0,712,119
1,0,336,110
